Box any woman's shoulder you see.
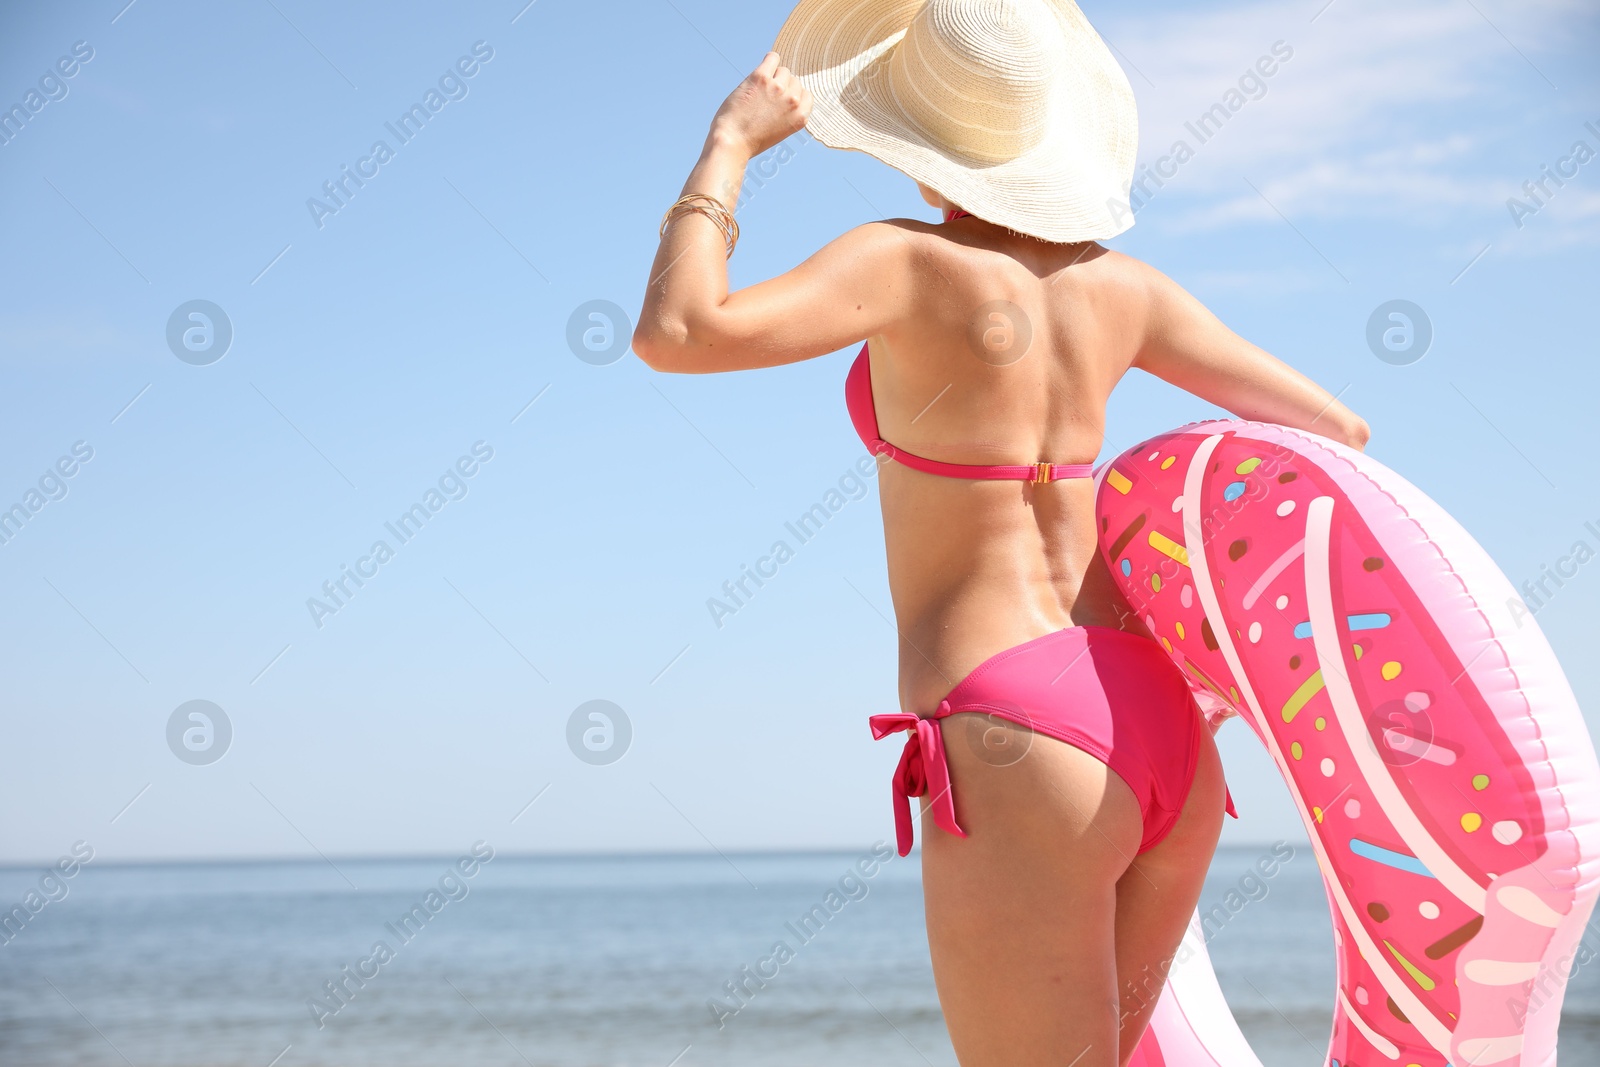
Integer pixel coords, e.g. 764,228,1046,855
803,218,931,262
793,218,948,284
1065,246,1173,300
811,219,1172,300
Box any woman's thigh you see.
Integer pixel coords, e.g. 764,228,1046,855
919,713,1146,1067
1112,726,1226,1059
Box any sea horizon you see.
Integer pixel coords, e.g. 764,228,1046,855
3,846,1597,1066
0,837,1314,871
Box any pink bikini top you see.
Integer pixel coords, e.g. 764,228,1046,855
844,208,1095,485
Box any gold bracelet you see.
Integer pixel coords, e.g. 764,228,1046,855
660,192,739,258
661,194,738,257
661,193,735,238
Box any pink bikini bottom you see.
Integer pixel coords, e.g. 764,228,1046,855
870,626,1236,857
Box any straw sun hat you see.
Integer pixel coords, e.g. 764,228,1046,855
773,0,1138,243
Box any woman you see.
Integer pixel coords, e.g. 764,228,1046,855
633,2,1369,1064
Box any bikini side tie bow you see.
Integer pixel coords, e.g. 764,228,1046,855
868,702,967,857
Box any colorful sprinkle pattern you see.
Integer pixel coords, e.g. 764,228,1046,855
1106,423,1600,1067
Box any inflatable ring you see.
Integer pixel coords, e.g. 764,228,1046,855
1092,421,1600,1067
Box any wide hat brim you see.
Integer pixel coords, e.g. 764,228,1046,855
774,0,1138,243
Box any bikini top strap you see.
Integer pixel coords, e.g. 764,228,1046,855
845,345,1095,483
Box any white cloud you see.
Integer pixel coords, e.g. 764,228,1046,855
1093,0,1593,230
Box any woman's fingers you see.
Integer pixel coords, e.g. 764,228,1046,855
709,51,810,157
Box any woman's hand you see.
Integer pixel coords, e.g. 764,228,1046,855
709,52,812,158
634,50,899,375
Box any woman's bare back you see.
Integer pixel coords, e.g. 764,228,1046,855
866,218,1175,714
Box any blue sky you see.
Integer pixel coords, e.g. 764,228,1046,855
1,0,1596,866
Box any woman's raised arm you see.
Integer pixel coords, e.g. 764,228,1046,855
632,52,910,374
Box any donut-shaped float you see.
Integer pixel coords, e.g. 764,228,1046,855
1091,421,1600,1067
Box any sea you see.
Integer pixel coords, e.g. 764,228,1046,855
1,846,1597,1066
